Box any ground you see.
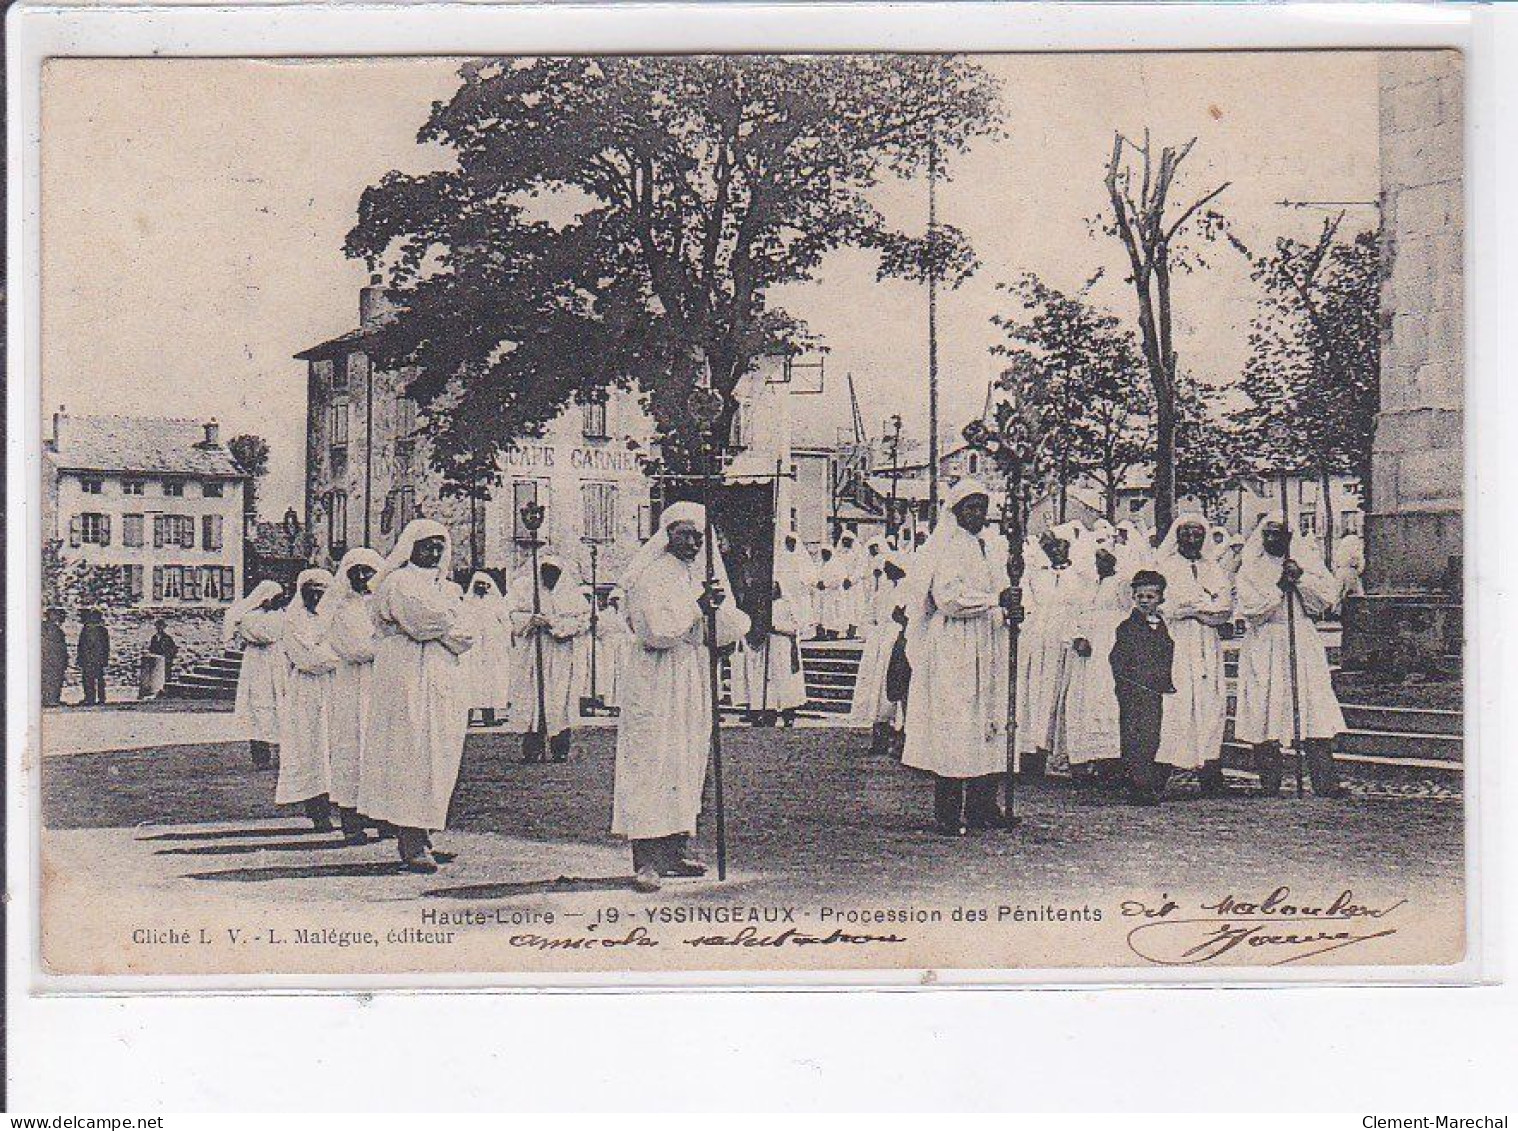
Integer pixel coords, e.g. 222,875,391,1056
43,722,1461,897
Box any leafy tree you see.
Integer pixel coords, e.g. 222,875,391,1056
227,433,271,520
1232,216,1381,564
43,539,131,612
344,55,1003,488
990,274,1153,521
1174,377,1243,518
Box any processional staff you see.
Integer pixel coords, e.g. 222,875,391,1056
519,500,550,765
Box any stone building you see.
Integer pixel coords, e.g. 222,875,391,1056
41,411,249,687
296,286,658,591
1343,51,1464,672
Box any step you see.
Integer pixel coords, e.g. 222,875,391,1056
805,658,864,675
1337,728,1462,763
1341,703,1463,737
806,700,853,714
159,682,234,701
806,671,860,689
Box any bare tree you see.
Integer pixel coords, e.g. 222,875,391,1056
1104,130,1229,538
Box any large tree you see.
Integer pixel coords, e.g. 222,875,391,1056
1102,130,1229,539
991,273,1152,521
345,54,1002,488
227,433,271,521
1233,216,1381,564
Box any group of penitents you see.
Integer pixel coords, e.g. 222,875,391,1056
226,483,1356,888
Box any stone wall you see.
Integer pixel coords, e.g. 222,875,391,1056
1368,50,1464,593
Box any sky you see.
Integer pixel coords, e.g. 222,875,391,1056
41,51,1384,513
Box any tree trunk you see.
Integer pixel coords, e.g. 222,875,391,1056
1153,398,1176,540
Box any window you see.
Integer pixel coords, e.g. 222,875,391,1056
331,354,349,394
221,566,236,601
204,481,224,498
202,565,237,602
125,565,144,603
156,566,184,601
122,479,146,496
582,482,617,543
183,567,203,602
163,480,185,498
313,358,335,393
80,478,104,495
154,515,195,549
1129,498,1145,514
582,398,609,439
968,453,980,475
330,400,350,447
1342,509,1362,536
347,353,369,390
122,514,145,548
202,514,225,552
71,512,111,546
328,491,348,553
512,480,545,542
1299,508,1319,536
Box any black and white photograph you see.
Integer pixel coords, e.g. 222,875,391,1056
30,46,1466,978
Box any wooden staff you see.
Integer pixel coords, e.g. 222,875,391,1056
1002,466,1025,826
1279,475,1305,799
700,455,729,880
520,502,549,762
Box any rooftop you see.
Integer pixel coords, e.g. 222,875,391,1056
47,413,245,479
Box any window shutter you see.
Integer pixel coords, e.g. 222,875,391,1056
101,515,112,546
184,568,201,602
152,566,164,602
222,567,236,600
180,519,194,549
69,516,82,547
153,516,164,549
214,515,224,550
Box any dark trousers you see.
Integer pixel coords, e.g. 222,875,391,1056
1256,739,1342,795
397,826,431,862
250,739,273,768
631,833,691,873
933,774,1004,830
81,666,106,705
1118,690,1167,797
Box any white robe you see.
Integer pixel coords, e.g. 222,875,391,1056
778,547,819,638
1016,563,1092,761
459,591,513,712
507,580,590,734
737,597,808,713
233,610,286,744
816,555,851,634
593,612,630,709
612,553,749,839
902,525,1010,779
1234,553,1347,744
326,593,377,810
852,580,907,727
1154,553,1234,769
358,565,474,830
276,605,337,805
1055,573,1130,766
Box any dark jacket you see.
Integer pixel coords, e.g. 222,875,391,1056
77,623,111,671
1109,609,1175,698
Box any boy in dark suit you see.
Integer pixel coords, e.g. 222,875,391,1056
1109,570,1176,805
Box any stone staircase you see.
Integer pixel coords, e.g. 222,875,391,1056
159,647,243,701
799,639,866,716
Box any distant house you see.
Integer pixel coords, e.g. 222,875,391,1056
42,410,248,608
246,508,312,592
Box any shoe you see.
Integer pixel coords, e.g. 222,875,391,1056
310,814,335,833
660,858,708,878
401,850,439,874
632,866,662,893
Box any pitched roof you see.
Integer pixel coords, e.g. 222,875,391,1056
48,415,245,478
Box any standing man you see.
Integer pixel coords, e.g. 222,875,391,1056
460,572,513,728
613,502,749,893
279,569,338,832
77,609,111,706
777,532,818,641
901,480,1012,836
140,619,179,699
1153,511,1235,796
1016,526,1091,778
1061,545,1131,784
1234,518,1347,798
1109,570,1177,805
360,519,475,873
228,581,287,769
322,547,386,844
41,608,68,707
507,555,590,763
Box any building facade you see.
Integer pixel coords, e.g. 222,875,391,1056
43,411,247,608
1343,51,1463,672
297,287,658,590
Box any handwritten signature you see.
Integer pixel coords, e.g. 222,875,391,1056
683,926,907,948
1121,887,1406,966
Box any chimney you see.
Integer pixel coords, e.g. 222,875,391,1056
360,273,395,327
202,419,220,447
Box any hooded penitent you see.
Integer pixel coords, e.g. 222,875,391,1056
229,579,288,744
321,548,386,811
506,552,590,735
357,519,476,832
900,478,1012,780
612,500,750,841
277,568,337,806
1150,509,1235,770
1232,515,1346,745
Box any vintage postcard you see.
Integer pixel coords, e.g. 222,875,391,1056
33,48,1466,981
